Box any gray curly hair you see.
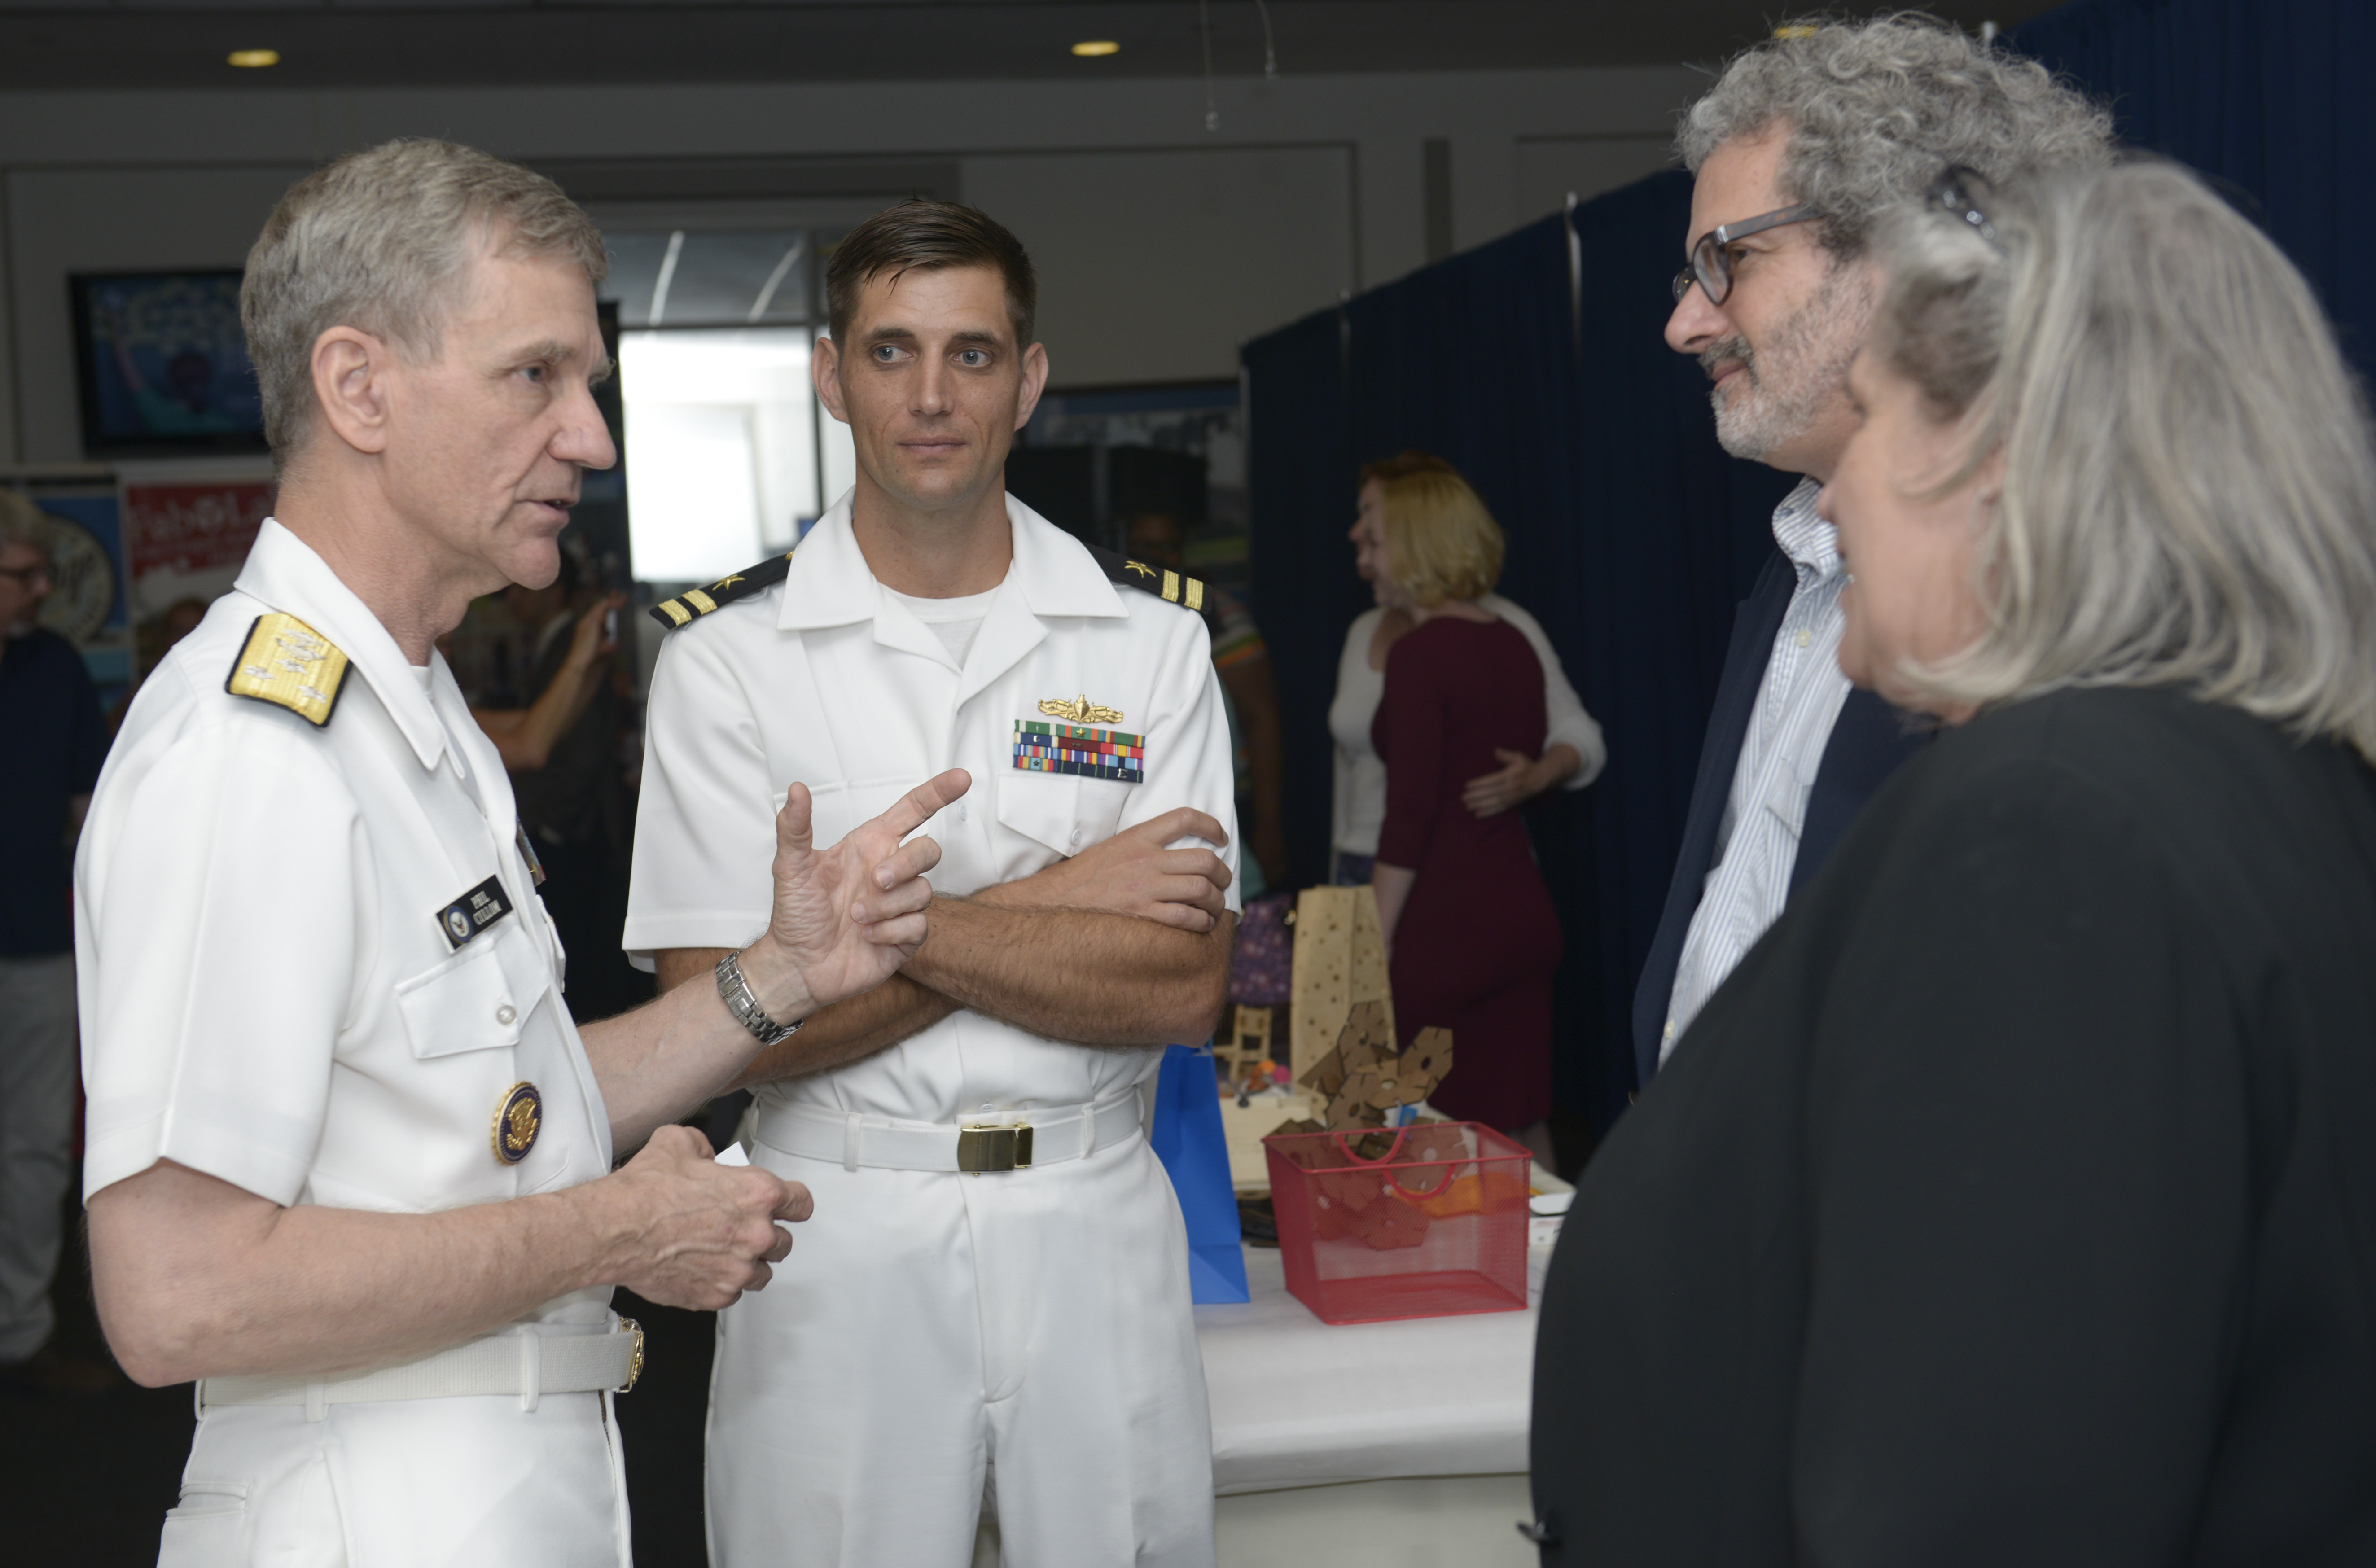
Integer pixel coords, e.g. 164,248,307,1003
1869,159,2376,766
241,138,606,468
1678,13,2114,259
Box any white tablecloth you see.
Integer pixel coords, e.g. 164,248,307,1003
1194,1244,1540,1496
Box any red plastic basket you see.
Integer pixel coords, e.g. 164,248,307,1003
1261,1121,1531,1325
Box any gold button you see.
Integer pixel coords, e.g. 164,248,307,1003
496,1003,517,1026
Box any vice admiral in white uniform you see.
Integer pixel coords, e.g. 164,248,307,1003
76,140,965,1567
625,201,1240,1568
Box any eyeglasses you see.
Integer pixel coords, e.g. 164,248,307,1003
1670,203,1823,306
0,562,50,586
1927,164,1998,245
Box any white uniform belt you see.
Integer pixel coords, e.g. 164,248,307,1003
753,1091,1142,1173
196,1320,644,1415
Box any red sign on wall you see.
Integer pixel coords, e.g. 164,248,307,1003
121,479,272,583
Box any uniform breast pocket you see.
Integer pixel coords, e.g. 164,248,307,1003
995,770,1131,859
395,934,529,1059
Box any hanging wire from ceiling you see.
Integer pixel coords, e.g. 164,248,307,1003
1201,0,1281,131
1199,0,1219,130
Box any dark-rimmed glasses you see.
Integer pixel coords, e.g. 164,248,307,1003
1927,164,1998,245
1670,203,1822,306
0,561,50,586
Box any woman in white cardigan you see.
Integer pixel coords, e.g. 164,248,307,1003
1328,451,1605,885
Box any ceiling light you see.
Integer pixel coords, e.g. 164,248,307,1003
227,49,281,68
1071,40,1121,57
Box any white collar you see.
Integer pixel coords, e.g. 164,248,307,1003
776,488,1127,631
230,517,458,773
1770,477,1842,582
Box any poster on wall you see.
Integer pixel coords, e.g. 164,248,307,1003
116,459,275,682
26,489,130,698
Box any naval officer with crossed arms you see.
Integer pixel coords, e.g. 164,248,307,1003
628,200,1240,1566
75,139,967,1565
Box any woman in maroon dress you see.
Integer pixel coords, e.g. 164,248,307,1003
1369,467,1563,1164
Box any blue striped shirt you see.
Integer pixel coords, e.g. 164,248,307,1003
1661,478,1853,1063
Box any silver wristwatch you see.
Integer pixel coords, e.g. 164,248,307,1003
715,950,803,1048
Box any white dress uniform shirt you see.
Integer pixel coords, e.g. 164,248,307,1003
76,520,629,1565
1327,593,1605,863
624,492,1238,1568
1661,478,1850,1062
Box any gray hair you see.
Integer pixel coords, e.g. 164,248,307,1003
1869,159,2376,766
1678,14,2114,259
0,490,53,560
241,138,606,467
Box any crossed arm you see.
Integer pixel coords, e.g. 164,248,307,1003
657,807,1241,1088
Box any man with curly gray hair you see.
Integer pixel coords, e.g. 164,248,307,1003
1631,14,2111,1092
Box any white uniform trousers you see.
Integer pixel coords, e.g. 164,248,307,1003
709,1128,1216,1567
158,1389,629,1567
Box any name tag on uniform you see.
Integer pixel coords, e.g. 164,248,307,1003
1013,721,1144,784
437,876,515,951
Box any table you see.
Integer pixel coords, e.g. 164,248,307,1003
1194,1243,1545,1567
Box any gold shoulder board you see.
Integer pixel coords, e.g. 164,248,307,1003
1085,543,1206,613
225,613,350,728
650,549,797,631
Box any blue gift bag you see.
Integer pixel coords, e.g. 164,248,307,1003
1148,1042,1250,1304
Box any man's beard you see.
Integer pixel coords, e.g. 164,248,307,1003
1701,263,1868,464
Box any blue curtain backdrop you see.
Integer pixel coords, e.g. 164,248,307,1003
1244,0,2369,1140
1244,175,1791,1136
2009,0,2376,374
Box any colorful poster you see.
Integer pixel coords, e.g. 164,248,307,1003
116,461,275,679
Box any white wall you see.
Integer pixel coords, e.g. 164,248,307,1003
963,144,1359,386
0,64,1697,464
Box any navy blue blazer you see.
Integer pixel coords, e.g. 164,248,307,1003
1631,548,1931,1090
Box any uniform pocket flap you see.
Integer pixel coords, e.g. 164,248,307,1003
995,771,1087,857
395,936,526,1059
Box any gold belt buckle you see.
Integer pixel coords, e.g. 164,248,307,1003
956,1121,1034,1174
615,1318,645,1394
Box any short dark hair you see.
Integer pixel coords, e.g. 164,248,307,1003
824,200,1037,348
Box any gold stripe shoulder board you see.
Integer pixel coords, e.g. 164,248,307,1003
224,613,350,728
1086,543,1206,614
649,549,797,631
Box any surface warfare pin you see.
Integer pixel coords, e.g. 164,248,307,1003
438,875,516,951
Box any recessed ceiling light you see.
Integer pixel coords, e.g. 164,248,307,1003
227,48,281,68
1071,40,1121,57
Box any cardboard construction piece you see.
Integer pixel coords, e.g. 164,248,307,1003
1296,1005,1455,1134
1289,887,1396,1086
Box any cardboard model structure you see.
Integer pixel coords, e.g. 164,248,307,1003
1287,886,1396,1085
1278,1000,1453,1140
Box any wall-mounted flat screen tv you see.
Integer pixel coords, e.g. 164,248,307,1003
70,270,267,456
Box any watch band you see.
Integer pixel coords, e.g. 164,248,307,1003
715,950,803,1048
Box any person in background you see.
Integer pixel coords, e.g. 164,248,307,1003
0,494,113,1396
491,548,644,1021
1331,451,1603,888
1126,507,1285,896
1369,468,1564,1168
1635,15,2112,1092
1533,160,2376,1563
